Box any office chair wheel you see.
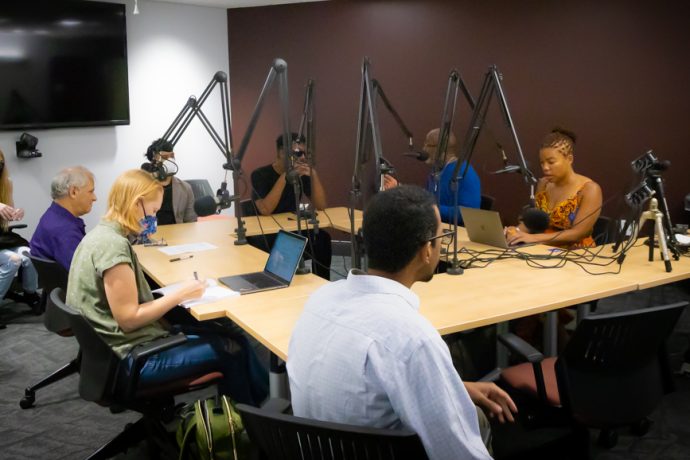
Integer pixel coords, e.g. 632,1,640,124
19,391,35,409
630,418,652,436
597,429,618,449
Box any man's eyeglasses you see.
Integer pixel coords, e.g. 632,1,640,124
428,230,455,244
292,149,306,157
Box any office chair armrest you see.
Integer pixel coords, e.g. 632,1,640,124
261,398,292,414
498,332,544,363
8,223,27,231
129,333,188,365
478,367,503,382
498,332,549,404
124,333,188,399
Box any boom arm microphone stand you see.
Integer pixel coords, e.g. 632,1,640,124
350,58,386,269
351,58,410,269
234,59,301,253
156,71,245,241
296,79,320,233
430,70,476,206
447,65,537,275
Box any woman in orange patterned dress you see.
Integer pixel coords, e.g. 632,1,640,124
506,128,603,351
506,128,602,249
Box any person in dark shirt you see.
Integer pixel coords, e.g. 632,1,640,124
142,138,196,225
250,133,331,280
30,166,96,271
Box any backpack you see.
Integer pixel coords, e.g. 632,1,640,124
176,395,252,460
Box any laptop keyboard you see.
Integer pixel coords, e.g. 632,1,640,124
243,273,282,288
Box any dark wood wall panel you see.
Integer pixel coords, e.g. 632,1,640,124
228,0,690,224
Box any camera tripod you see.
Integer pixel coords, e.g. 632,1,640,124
639,197,673,272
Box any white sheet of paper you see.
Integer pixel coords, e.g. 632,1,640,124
158,242,217,256
152,279,239,308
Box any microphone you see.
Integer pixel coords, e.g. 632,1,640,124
520,207,550,233
193,181,234,217
491,164,522,174
403,150,429,162
141,161,171,181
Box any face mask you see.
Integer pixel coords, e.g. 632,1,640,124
138,201,158,243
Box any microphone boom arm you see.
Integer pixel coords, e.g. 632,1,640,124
232,59,294,245
161,71,234,171
446,65,535,275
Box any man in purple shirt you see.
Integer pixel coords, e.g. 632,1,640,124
30,167,96,270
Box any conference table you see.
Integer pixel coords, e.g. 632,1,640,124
134,209,690,394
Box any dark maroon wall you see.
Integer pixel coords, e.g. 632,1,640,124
228,0,690,224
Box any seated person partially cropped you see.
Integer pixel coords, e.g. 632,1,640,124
0,147,39,309
288,186,517,460
66,169,267,404
506,128,602,249
30,166,96,270
142,138,197,225
384,128,481,225
250,132,331,280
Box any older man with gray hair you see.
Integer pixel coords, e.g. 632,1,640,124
30,166,96,270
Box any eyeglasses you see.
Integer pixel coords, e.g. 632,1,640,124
428,229,455,244
292,150,306,157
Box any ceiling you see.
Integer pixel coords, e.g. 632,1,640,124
150,0,327,9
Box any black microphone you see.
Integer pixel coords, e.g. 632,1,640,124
403,150,429,162
648,159,671,172
520,207,550,233
193,182,233,216
141,161,172,181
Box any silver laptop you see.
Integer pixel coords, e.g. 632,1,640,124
460,207,513,249
219,230,307,294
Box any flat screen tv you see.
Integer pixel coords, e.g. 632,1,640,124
0,0,129,130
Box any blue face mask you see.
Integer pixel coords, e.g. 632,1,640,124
138,201,158,244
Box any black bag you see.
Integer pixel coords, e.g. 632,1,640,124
0,230,29,250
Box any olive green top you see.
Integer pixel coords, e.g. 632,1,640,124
67,219,167,358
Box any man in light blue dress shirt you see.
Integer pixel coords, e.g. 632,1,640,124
288,186,517,460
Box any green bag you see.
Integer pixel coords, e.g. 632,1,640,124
176,395,250,460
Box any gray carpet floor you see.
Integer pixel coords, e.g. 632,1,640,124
1,261,689,459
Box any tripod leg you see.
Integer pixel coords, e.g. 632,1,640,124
655,214,672,273
648,218,655,262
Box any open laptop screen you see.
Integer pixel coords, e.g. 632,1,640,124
265,230,307,283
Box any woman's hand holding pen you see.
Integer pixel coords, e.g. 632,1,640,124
173,276,207,302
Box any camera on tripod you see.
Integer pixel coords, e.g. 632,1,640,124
631,150,670,175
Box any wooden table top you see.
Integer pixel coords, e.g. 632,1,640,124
137,219,690,361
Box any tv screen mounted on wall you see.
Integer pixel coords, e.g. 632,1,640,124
0,0,130,130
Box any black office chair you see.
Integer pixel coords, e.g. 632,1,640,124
480,194,496,211
50,287,223,459
185,179,214,201
498,301,687,457
20,255,76,409
237,400,429,460
592,215,616,246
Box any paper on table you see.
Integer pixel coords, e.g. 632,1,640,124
152,279,239,308
158,242,217,256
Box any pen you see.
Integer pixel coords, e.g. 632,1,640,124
169,254,194,262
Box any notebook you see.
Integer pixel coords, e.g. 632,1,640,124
460,207,513,249
218,230,307,294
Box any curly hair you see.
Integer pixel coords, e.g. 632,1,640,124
541,127,576,156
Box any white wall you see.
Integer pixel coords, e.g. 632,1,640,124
0,0,232,235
